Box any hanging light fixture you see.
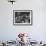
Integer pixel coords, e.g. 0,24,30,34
8,0,16,4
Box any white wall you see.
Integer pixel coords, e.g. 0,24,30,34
0,0,46,42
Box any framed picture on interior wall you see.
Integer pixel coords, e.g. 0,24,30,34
13,10,32,25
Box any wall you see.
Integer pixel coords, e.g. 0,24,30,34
0,0,46,42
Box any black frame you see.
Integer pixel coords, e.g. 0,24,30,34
13,10,33,26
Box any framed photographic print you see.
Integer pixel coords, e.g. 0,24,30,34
13,10,32,25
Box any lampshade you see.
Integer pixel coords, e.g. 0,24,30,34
8,0,16,4
8,0,15,1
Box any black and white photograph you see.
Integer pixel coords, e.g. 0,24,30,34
13,10,32,25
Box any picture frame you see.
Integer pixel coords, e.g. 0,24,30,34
13,10,33,25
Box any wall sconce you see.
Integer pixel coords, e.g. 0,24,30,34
8,0,16,4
